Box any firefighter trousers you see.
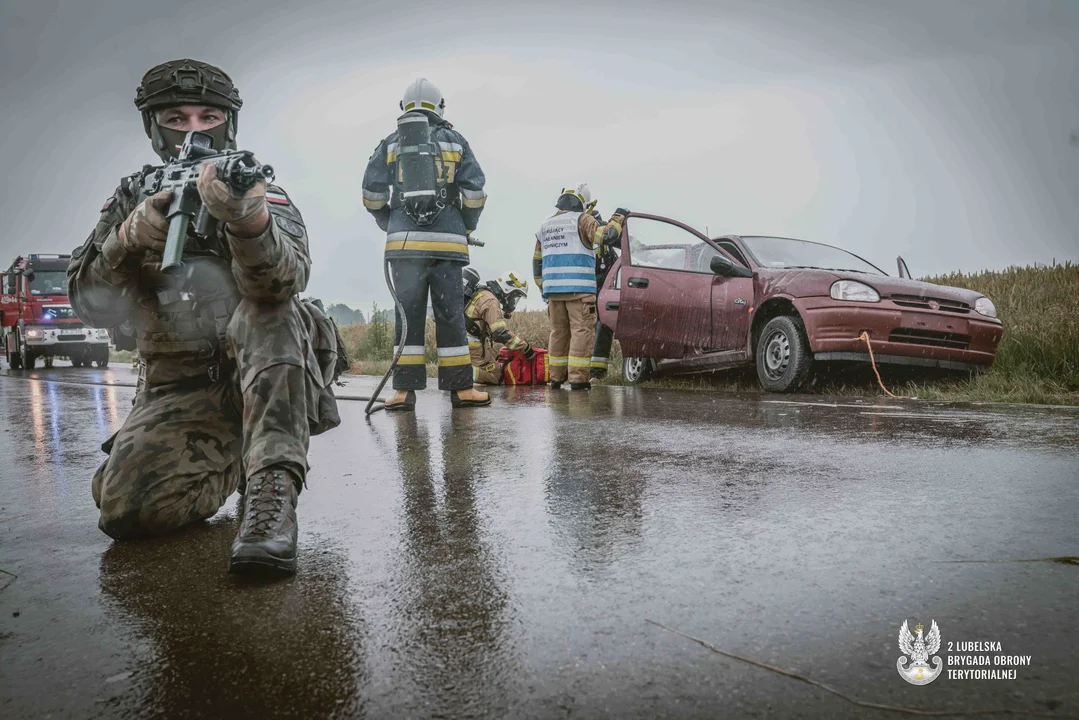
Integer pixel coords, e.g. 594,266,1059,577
547,292,597,384
91,297,341,540
591,321,615,375
390,259,473,391
469,337,503,384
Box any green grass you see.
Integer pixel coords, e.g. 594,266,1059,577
341,262,1079,405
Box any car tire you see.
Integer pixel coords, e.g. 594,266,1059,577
622,356,654,384
756,315,812,393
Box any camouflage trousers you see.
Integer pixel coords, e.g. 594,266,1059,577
92,297,341,540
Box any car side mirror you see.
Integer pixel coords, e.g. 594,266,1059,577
710,254,752,278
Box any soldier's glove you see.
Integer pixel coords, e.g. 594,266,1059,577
119,190,171,255
197,163,268,229
523,345,535,360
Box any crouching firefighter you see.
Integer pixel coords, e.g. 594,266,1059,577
533,183,625,389
68,59,343,575
362,77,490,409
463,268,533,384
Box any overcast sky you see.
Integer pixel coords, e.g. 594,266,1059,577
2,0,1077,313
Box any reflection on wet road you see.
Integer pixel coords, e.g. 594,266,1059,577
0,367,1077,718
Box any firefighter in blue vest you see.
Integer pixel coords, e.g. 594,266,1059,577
533,184,625,389
362,78,491,409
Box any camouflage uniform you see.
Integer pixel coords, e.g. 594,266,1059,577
69,171,340,539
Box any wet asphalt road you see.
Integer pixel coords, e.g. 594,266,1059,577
0,362,1077,719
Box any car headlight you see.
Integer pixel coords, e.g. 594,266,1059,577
974,297,997,318
830,280,880,303
25,329,43,339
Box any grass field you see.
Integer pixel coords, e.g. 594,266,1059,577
313,262,1079,405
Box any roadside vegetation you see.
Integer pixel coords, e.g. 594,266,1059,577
342,263,1079,405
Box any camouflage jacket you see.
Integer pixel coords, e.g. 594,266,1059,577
68,165,310,383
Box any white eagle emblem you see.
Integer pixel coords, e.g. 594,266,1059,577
897,619,943,685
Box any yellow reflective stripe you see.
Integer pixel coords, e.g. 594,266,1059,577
549,356,568,366
568,356,591,367
468,342,481,349
385,152,397,164
397,355,426,365
441,151,462,162
438,354,472,367
508,337,527,349
385,240,469,254
489,319,508,331
462,194,486,209
362,197,387,210
590,360,607,368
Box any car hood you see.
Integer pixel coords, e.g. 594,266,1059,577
754,267,984,303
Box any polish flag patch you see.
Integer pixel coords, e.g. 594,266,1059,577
266,191,289,205
100,197,117,212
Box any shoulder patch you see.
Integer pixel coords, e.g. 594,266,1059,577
101,196,117,213
274,214,305,238
266,190,290,205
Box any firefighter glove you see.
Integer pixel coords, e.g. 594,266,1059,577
614,207,630,217
523,345,535,360
119,190,171,255
197,163,267,226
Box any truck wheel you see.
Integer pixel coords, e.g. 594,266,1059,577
755,315,812,392
622,356,655,384
21,347,36,370
71,357,83,368
9,350,22,370
44,356,54,368
96,354,109,368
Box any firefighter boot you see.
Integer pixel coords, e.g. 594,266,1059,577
570,382,592,391
229,467,300,575
451,387,491,408
589,367,608,380
384,390,416,412
550,380,564,390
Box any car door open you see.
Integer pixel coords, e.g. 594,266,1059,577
617,214,751,360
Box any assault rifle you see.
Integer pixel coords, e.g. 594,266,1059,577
144,130,274,274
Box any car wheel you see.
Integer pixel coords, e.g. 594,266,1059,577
756,315,812,392
622,356,654,384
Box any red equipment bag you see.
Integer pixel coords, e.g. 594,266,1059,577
499,347,549,385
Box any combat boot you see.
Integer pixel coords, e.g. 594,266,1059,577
550,380,564,390
570,382,592,391
229,467,300,575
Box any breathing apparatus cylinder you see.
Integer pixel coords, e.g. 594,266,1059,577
396,111,443,226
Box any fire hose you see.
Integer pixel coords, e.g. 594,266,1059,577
365,235,485,416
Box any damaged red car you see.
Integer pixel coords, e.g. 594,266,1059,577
596,213,1004,392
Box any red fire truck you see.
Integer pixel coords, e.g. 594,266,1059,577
1,254,112,369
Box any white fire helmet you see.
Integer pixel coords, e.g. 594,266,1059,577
558,183,592,210
400,78,446,117
496,271,528,311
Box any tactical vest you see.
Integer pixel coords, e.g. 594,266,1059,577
133,255,239,363
538,212,596,296
131,175,241,367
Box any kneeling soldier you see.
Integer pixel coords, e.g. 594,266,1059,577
68,59,341,574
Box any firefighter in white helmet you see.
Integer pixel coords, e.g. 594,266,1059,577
533,185,626,389
462,269,534,384
362,78,490,409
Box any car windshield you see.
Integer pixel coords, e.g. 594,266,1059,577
740,236,885,275
29,271,68,296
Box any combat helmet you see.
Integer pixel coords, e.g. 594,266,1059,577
134,59,243,161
